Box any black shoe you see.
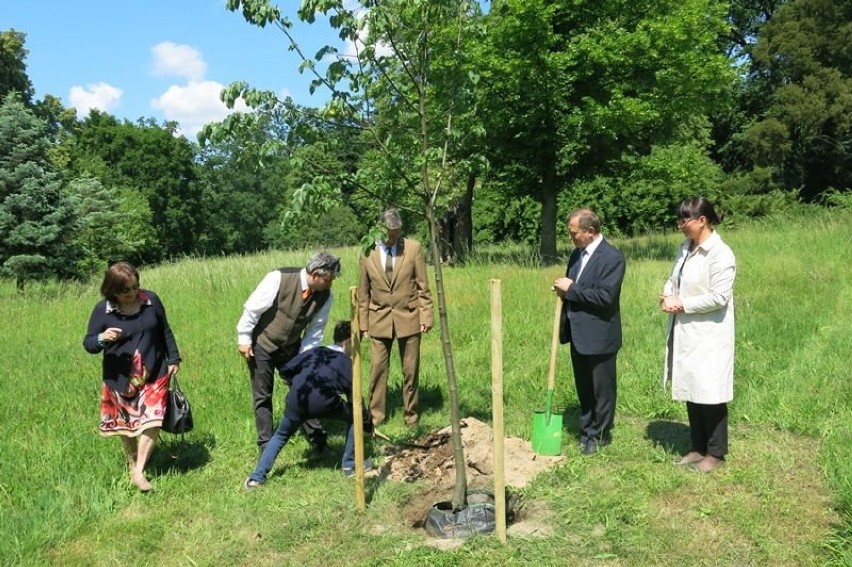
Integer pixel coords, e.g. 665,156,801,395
582,440,598,456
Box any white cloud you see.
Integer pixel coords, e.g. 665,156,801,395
342,18,393,61
151,80,248,137
150,41,206,81
69,82,123,116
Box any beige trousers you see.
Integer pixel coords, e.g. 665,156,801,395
368,333,421,426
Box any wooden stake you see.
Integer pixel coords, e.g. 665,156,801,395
350,286,365,510
491,279,507,543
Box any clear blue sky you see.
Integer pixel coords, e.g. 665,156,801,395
3,0,342,136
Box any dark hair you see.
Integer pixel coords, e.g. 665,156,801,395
333,320,352,344
567,208,601,233
100,262,139,301
678,196,721,226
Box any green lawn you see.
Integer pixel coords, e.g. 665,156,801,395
1,207,851,565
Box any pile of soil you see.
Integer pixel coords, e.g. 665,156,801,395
378,417,564,534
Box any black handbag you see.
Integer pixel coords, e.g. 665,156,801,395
163,371,193,434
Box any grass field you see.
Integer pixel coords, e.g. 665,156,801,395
1,207,851,565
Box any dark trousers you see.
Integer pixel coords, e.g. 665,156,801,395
248,343,326,449
570,345,617,445
686,401,728,458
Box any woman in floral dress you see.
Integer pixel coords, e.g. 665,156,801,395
83,262,181,491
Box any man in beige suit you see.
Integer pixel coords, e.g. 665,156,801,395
358,210,433,428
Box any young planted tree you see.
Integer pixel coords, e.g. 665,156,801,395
208,0,486,510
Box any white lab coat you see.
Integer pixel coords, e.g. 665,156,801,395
662,231,736,404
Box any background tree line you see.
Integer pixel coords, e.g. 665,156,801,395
1,0,850,288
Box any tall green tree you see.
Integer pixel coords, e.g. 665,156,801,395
480,0,735,260
195,126,289,255
741,0,852,198
0,30,34,105
65,176,155,273
65,112,201,260
197,104,365,255
724,0,788,58
0,94,79,289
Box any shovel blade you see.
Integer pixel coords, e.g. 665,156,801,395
531,410,563,456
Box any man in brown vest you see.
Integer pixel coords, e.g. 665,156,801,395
358,210,433,429
237,251,341,452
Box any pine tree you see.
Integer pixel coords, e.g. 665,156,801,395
0,94,79,289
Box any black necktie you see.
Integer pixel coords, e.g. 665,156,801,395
384,247,393,282
576,249,588,280
570,250,584,280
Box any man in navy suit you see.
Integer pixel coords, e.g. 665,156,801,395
553,209,626,455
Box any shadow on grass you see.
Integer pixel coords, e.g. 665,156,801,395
645,420,691,456
149,432,215,475
384,382,446,422
559,403,583,442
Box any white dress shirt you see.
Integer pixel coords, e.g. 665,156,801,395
576,233,603,281
379,240,397,270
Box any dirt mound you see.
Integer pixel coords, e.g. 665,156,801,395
379,417,564,531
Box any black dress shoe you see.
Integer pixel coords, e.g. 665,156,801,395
582,440,598,456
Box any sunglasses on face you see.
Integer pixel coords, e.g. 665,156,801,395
118,284,140,294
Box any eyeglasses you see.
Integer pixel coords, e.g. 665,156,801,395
676,217,698,228
118,284,140,294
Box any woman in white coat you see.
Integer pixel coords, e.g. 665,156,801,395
660,196,736,473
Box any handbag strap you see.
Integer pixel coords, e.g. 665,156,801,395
170,369,181,392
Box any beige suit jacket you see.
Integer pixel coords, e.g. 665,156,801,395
358,238,433,339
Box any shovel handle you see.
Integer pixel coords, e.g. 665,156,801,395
547,295,561,392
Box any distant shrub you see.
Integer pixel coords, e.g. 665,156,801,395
473,183,541,247
560,143,724,235
264,205,362,250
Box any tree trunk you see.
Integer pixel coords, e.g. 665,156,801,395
539,146,559,266
438,173,474,265
427,205,468,511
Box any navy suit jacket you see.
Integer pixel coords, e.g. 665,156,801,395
559,239,626,355
279,347,372,431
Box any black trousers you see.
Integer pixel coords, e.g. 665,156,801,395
570,345,617,445
686,401,728,458
248,343,326,449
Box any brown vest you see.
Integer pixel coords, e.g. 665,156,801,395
254,268,330,353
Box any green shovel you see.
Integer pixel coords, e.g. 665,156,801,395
531,296,564,456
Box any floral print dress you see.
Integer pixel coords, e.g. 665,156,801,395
83,290,181,436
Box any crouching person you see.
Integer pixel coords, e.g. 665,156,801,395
244,321,373,489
